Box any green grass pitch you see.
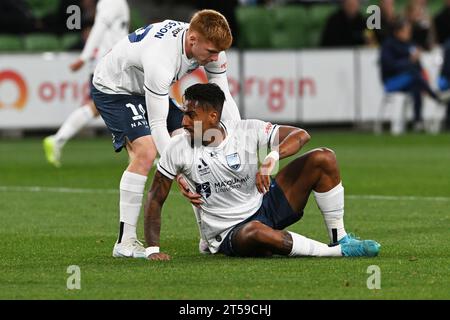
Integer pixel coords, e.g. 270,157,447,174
0,132,449,299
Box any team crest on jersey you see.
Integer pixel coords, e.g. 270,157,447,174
195,182,211,199
226,153,241,170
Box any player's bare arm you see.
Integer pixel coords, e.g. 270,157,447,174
256,126,311,194
274,126,311,159
144,171,173,260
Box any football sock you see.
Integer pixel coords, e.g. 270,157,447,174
313,182,347,243
117,171,147,243
54,104,95,147
288,231,342,257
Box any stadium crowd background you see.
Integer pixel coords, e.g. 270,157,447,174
1,0,448,51
0,0,449,134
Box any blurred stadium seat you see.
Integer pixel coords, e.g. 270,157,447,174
428,0,444,16
26,0,60,19
0,35,24,52
234,0,445,50
375,92,413,135
130,7,146,32
24,33,61,51
236,4,337,49
60,33,81,50
305,5,336,48
236,6,273,49
271,6,309,49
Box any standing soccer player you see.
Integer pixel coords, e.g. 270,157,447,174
91,10,240,258
43,0,130,167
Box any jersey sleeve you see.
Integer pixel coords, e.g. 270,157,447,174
204,51,227,75
245,119,279,150
141,49,177,154
205,52,241,121
142,60,173,97
156,137,184,180
145,90,170,155
141,43,176,97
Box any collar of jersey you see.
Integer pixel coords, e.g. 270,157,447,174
202,121,229,150
181,28,198,66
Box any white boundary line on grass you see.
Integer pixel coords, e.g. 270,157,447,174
0,185,118,194
0,185,449,202
346,194,450,202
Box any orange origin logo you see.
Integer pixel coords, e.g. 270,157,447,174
0,70,28,110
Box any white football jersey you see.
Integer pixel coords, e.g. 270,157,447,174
157,119,279,253
92,19,229,97
80,0,130,73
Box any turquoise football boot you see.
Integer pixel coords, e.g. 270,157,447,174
341,239,381,257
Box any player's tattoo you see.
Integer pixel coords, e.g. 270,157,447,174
152,171,171,202
281,231,293,252
144,171,173,247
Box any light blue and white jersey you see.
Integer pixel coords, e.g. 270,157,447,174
157,119,279,253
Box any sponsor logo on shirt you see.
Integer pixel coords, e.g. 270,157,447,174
226,153,241,170
214,174,250,193
195,182,211,199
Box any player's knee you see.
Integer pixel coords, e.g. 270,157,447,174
241,221,266,243
312,147,337,169
134,146,157,172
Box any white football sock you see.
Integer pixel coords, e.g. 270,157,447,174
118,171,147,243
288,231,342,257
313,182,347,244
54,104,95,147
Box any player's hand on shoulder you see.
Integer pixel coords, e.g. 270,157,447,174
147,252,171,261
176,175,203,207
70,59,84,72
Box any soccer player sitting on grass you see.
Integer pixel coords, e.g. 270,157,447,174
143,83,381,260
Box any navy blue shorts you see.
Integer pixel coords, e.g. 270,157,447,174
219,179,303,256
91,85,183,152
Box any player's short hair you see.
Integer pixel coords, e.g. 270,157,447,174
189,9,233,51
184,83,225,117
